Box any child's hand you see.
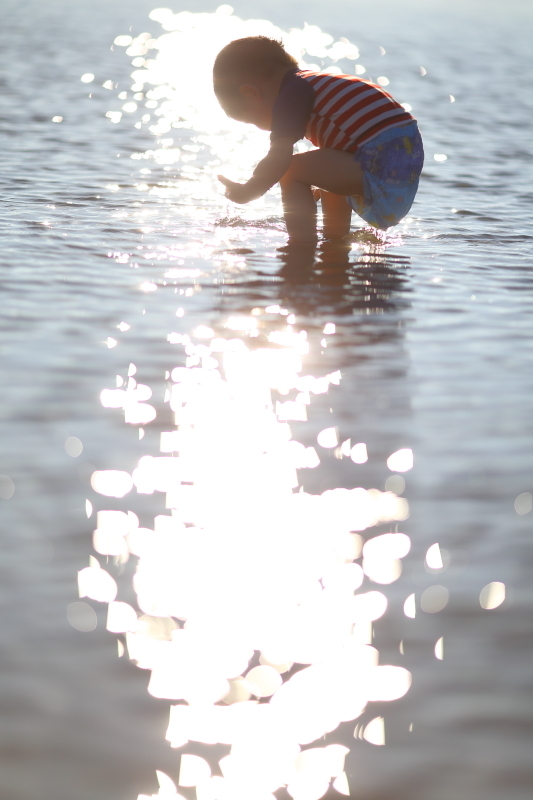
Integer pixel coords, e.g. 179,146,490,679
218,175,256,204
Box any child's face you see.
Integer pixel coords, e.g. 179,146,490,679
227,83,274,131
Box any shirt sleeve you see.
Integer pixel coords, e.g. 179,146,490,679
270,72,315,144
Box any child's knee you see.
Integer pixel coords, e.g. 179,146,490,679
279,172,298,191
280,162,309,192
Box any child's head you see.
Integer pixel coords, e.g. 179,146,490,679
213,37,298,128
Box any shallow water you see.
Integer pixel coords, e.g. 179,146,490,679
1,0,533,799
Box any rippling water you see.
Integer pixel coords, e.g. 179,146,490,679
1,1,533,799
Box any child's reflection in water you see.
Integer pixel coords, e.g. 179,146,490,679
276,239,411,318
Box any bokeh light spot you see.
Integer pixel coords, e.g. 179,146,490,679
480,581,505,610
65,436,83,457
0,475,15,499
420,585,449,613
514,492,532,515
67,601,97,632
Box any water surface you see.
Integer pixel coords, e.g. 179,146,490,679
1,1,532,799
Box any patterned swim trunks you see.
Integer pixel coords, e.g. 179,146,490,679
348,120,424,230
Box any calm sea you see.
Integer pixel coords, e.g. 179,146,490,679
1,0,532,799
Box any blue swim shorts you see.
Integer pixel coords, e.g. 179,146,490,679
348,121,424,230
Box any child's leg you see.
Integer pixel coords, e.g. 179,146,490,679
319,191,353,239
279,175,317,243
279,148,364,243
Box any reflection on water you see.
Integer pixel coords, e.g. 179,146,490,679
3,0,531,797
277,241,411,319
110,4,362,145
75,9,426,797
89,271,413,799
103,4,420,251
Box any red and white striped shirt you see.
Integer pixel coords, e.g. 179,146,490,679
271,70,414,152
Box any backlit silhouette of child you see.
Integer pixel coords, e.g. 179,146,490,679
214,37,423,243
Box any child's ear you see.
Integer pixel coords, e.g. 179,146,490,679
238,83,262,102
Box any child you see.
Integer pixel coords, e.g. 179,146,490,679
214,36,423,243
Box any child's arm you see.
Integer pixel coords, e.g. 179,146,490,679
218,138,294,204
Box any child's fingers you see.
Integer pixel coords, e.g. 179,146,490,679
217,174,232,187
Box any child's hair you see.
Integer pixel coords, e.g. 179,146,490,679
213,36,298,111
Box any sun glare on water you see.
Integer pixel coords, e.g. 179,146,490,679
105,4,368,192
87,305,412,800
79,7,419,800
